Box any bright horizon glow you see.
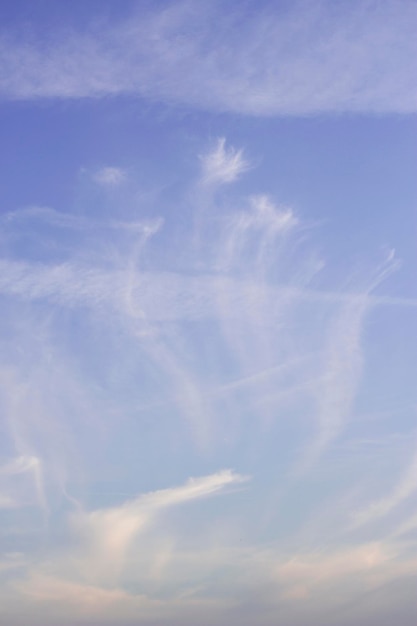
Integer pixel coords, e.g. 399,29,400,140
0,2,416,625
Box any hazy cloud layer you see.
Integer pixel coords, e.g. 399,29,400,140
0,0,415,114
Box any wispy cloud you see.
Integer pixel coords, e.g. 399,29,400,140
0,1,415,114
93,166,127,186
391,509,417,538
0,453,44,510
0,135,415,624
7,538,416,625
70,470,248,585
0,141,411,464
1,260,414,322
297,254,401,471
200,138,250,185
352,444,417,528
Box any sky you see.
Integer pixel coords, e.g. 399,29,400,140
0,1,416,624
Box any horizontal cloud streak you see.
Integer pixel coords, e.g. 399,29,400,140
4,538,417,625
0,1,415,114
0,260,415,320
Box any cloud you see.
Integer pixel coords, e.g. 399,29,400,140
93,167,127,186
8,575,155,624
248,196,297,233
0,455,44,510
218,195,298,275
7,572,231,625
72,469,248,584
2,205,156,233
0,455,40,476
301,295,370,467
200,138,250,185
0,146,411,465
7,540,415,625
297,254,401,471
391,509,417,538
1,255,413,334
3,471,248,604
0,1,415,115
352,445,417,528
0,136,415,624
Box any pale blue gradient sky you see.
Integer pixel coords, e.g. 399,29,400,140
0,1,416,625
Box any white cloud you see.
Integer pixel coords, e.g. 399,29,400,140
0,188,411,462
71,470,248,584
200,138,250,185
0,1,415,115
93,167,127,186
249,196,297,233
303,295,370,466
1,259,414,326
0,455,40,476
297,254,401,471
2,205,156,233
218,195,298,274
0,135,415,624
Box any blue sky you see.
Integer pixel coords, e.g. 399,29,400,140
0,1,416,624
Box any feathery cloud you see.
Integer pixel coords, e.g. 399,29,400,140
200,138,250,185
0,134,415,625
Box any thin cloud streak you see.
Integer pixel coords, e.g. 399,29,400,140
352,445,417,528
1,260,414,320
282,251,401,472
